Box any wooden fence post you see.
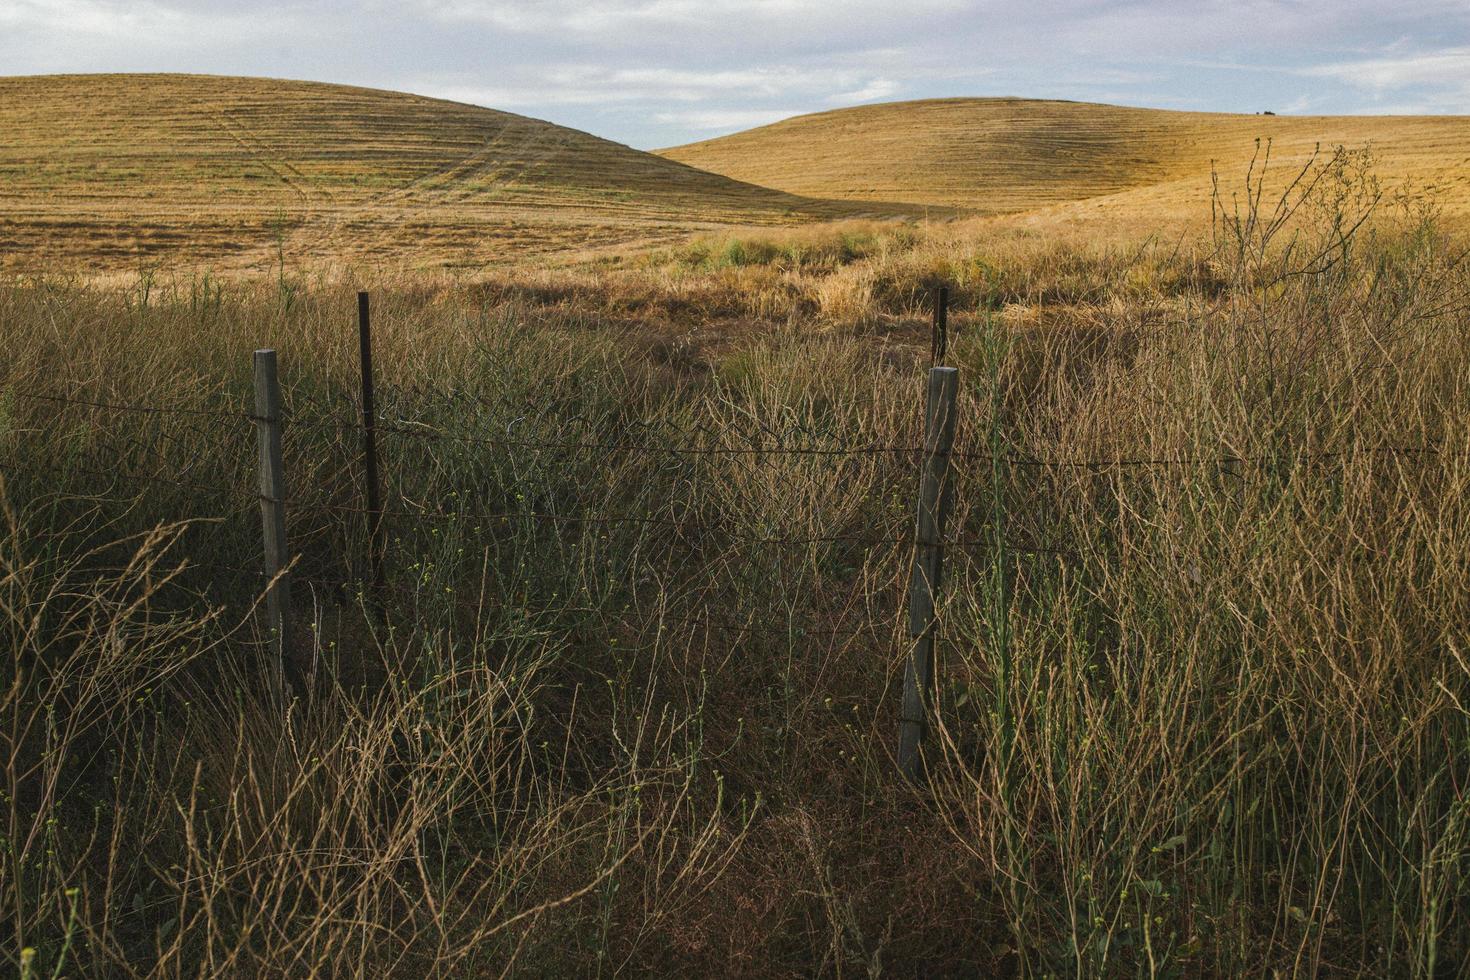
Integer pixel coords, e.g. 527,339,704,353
932,285,949,365
357,291,387,618
899,366,959,781
254,348,294,684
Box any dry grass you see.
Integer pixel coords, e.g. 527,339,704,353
478,147,1398,334
659,96,1470,231
1,141,1467,976
0,74,915,275
10,79,1470,279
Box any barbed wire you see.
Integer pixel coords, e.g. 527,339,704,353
248,415,1470,472
5,382,1464,603
959,442,1462,470
289,385,904,445
9,384,1466,471
951,537,1081,559
15,354,1461,654
0,451,1437,567
8,388,242,421
292,414,922,460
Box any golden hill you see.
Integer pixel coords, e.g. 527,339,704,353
0,74,900,272
659,98,1470,224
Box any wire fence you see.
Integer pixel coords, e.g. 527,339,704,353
6,384,1461,499
13,385,1460,469
5,378,1460,633
9,283,1469,771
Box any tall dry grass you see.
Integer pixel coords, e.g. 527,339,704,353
931,148,1470,977
1,149,1467,975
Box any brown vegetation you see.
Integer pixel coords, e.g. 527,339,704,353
1,148,1467,975
0,74,910,275
660,96,1470,232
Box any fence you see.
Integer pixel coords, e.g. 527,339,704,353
5,288,1464,780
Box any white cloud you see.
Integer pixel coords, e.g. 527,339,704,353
654,108,801,131
0,0,299,55
415,64,903,109
1279,94,1325,114
1299,47,1470,92
3,0,1469,146
827,78,899,104
1293,46,1470,113
416,0,963,34
0,0,169,33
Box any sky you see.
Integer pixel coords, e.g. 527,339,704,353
4,0,1470,149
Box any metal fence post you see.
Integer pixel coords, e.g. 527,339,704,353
899,366,959,781
357,291,387,618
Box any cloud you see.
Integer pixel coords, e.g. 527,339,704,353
654,108,802,131
0,0,301,57
1279,94,1326,114
3,0,1469,146
414,63,905,110
1300,47,1470,91
827,78,899,104
1294,46,1470,112
415,0,963,35
0,0,173,33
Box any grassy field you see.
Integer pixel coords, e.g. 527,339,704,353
660,97,1470,231
2,127,1468,976
11,78,1470,279
0,74,916,274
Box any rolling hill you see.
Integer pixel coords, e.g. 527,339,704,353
659,98,1470,224
11,80,1470,274
0,74,901,272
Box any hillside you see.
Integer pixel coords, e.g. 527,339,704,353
659,98,1470,223
0,74,897,272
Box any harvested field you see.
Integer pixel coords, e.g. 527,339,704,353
0,74,915,273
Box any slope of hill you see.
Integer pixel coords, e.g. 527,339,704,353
0,74,899,272
659,98,1470,222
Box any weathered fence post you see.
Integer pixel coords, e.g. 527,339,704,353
253,348,294,684
932,285,949,365
357,291,387,618
898,366,959,781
